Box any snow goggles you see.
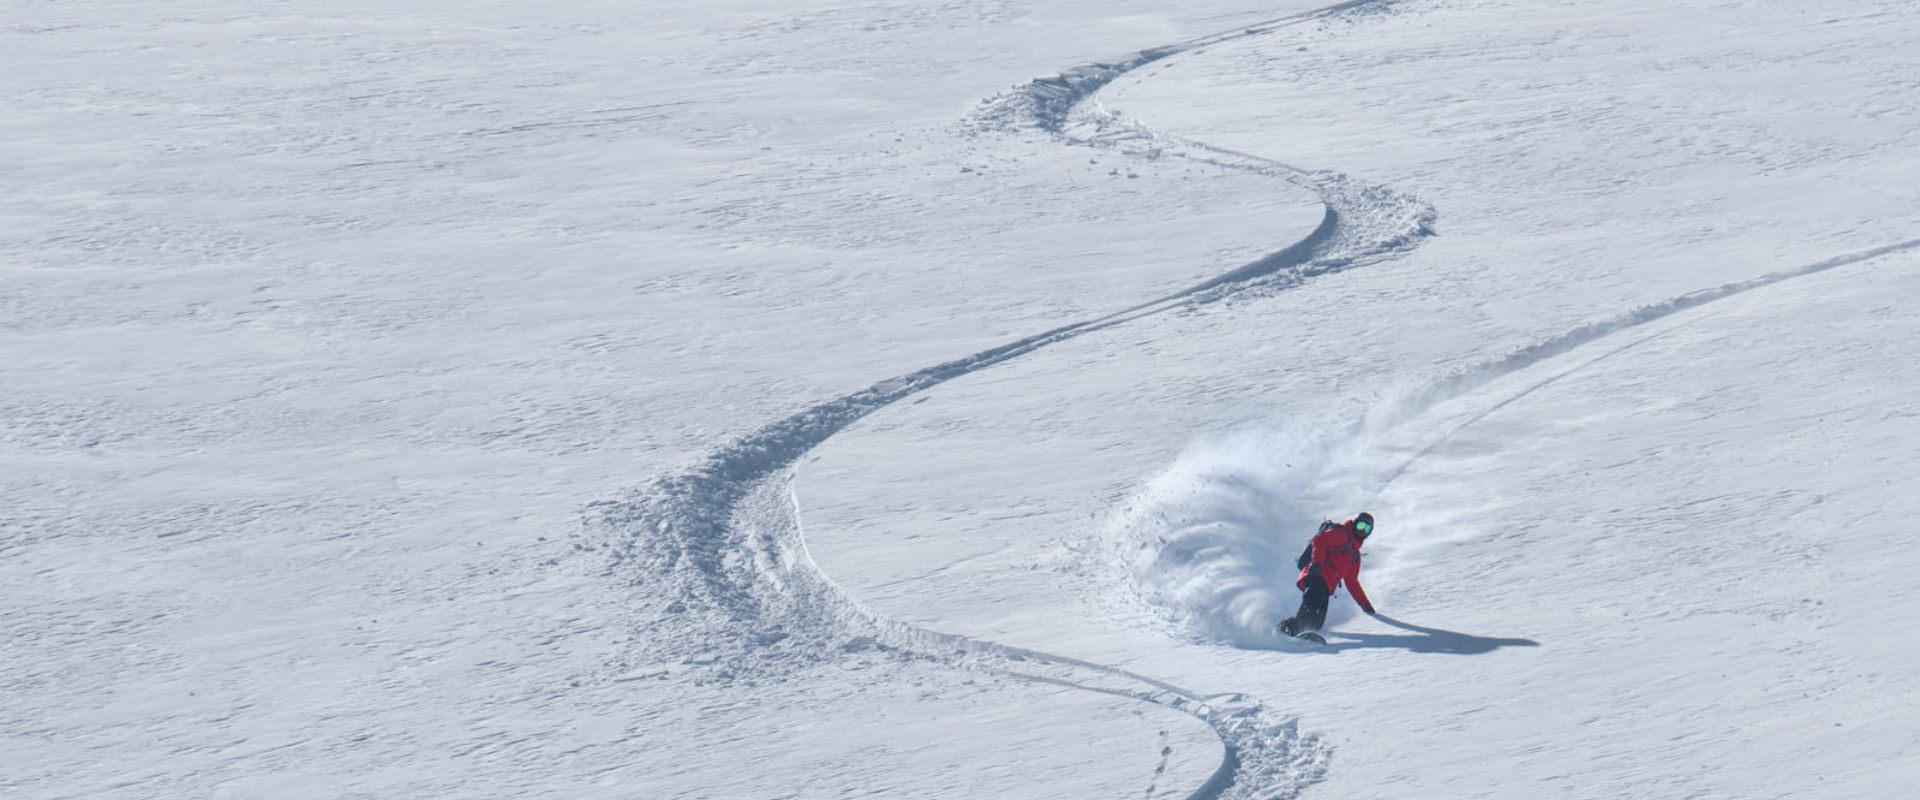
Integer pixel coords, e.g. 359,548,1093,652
1354,519,1373,535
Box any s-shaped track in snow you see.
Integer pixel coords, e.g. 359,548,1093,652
589,2,1432,797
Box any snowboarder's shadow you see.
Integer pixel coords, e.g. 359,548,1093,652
1320,614,1538,655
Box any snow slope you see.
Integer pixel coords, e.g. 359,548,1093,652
7,0,1920,798
802,0,1920,796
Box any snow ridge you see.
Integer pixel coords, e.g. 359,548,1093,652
588,2,1429,796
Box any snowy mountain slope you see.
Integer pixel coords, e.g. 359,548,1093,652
8,0,1920,798
1323,246,1920,799
592,2,1444,795
3,0,1356,797
800,0,1920,797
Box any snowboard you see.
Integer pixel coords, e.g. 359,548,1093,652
1276,618,1327,645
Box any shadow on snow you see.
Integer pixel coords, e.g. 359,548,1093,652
1316,614,1538,655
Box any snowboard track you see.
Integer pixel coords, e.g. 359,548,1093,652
588,2,1428,798
1374,236,1920,497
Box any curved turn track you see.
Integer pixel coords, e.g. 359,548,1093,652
591,2,1433,798
588,1,1920,795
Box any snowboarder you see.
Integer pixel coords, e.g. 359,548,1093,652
1279,512,1376,640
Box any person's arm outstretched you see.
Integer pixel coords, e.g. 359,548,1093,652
1345,558,1376,615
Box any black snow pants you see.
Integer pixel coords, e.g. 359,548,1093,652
1291,575,1333,633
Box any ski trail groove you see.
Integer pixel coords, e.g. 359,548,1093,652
1375,237,1920,496
589,2,1422,797
968,0,1434,290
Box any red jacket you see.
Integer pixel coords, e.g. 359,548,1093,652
1296,520,1374,613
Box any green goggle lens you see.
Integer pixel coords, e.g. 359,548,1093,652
1355,520,1373,534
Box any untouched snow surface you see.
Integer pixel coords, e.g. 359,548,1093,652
7,0,1920,798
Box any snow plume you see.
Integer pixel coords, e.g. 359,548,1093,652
1112,419,1385,647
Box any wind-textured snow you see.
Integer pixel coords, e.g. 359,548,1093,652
7,0,1920,799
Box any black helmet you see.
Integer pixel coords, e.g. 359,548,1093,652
1353,512,1375,539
